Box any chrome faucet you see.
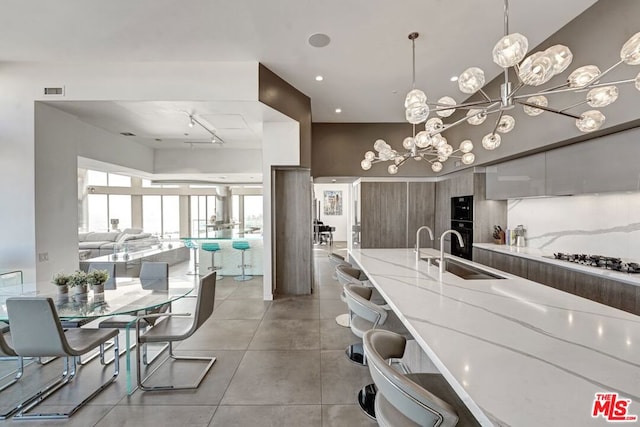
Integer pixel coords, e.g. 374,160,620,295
415,226,434,262
439,230,464,275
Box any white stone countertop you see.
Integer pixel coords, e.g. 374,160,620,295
474,243,640,287
349,248,640,427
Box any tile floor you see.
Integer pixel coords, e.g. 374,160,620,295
0,243,378,426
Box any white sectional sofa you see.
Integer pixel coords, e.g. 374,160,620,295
78,228,159,259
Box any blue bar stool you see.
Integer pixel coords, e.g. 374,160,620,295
201,242,223,279
232,240,252,281
183,239,200,276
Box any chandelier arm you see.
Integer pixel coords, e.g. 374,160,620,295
430,104,501,137
491,110,505,136
478,89,492,102
559,99,590,112
427,98,501,111
516,100,581,119
584,59,625,89
513,77,635,99
507,81,526,98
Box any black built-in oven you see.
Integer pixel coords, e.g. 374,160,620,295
451,196,473,260
451,220,473,260
451,195,473,222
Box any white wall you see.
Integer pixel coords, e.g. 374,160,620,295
1,61,259,285
262,121,300,300
508,193,640,260
313,183,350,242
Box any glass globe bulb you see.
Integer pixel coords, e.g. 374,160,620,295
458,67,485,94
437,155,448,162
404,89,428,108
373,139,387,152
466,109,487,125
380,148,393,161
364,151,375,161
518,51,554,86
394,156,404,165
406,104,430,124
636,72,640,91
568,65,601,88
497,115,516,133
413,156,422,161
425,117,444,133
576,110,605,133
431,162,443,173
620,32,640,65
461,152,475,165
545,44,573,74
492,33,529,68
402,137,415,150
438,143,453,158
459,140,473,153
436,96,456,117
387,164,398,175
415,131,432,148
482,133,502,150
432,135,447,149
523,95,548,116
361,159,372,170
587,86,619,107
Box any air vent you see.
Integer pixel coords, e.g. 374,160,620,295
44,87,64,96
120,132,136,137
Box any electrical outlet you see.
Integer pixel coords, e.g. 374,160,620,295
38,252,49,262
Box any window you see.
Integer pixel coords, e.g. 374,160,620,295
107,173,131,187
108,195,131,229
87,194,108,231
87,170,107,186
162,196,180,239
190,195,217,237
244,195,263,229
142,195,162,236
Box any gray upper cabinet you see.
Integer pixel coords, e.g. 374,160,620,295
486,127,640,199
485,153,546,200
546,132,640,196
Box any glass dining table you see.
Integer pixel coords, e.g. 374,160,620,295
0,277,196,394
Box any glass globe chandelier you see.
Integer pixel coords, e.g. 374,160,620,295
361,0,640,175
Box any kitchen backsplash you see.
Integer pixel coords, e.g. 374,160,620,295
508,193,640,260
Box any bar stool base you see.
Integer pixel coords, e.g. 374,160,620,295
335,313,350,328
345,342,366,365
234,275,252,282
358,383,377,420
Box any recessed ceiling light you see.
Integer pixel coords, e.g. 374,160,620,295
450,76,459,82
315,75,324,82
308,33,331,48
335,108,342,114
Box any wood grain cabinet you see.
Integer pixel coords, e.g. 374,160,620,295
473,247,639,315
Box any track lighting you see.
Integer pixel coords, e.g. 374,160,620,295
185,113,225,145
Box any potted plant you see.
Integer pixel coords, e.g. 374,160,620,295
68,270,89,294
52,272,70,296
87,269,109,294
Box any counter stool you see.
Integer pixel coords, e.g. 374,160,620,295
183,239,200,276
201,242,223,279
232,240,252,281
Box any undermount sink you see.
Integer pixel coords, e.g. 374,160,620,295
422,258,506,280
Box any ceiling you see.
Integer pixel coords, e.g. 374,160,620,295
1,0,599,124
3,0,609,185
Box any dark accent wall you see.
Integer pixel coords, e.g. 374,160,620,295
312,122,435,178
258,64,312,168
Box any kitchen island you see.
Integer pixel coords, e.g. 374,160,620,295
349,248,640,426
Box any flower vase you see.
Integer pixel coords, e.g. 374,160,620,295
75,284,88,295
92,283,105,294
56,285,69,296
